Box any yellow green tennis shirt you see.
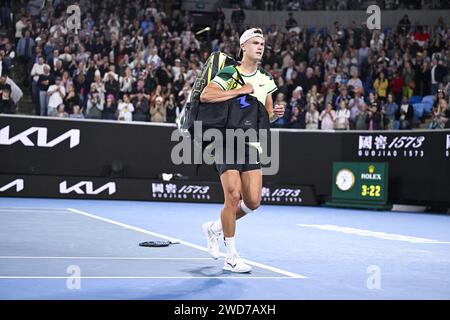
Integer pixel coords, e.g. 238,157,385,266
211,65,277,105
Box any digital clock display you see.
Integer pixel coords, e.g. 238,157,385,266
361,185,381,197
330,162,389,209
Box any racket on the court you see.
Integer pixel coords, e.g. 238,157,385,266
139,239,180,247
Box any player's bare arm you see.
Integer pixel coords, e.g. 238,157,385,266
200,82,254,103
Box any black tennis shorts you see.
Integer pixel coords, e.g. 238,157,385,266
214,142,261,175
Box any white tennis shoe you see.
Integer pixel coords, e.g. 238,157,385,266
223,254,252,273
202,221,220,259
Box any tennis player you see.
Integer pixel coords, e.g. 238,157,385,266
200,28,285,273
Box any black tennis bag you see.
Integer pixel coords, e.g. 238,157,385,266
182,67,270,138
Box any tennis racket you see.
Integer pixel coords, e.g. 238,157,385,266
139,239,180,247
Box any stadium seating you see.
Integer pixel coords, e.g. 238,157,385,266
412,102,426,118
409,96,422,105
421,95,436,114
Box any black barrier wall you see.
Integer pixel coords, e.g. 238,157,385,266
0,175,317,205
1,115,449,205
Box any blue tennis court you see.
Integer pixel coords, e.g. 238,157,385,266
0,197,449,300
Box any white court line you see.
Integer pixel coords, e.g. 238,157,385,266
66,208,307,279
0,207,67,211
297,224,450,244
0,256,211,260
0,276,293,279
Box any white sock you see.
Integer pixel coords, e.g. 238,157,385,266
224,237,237,257
211,219,222,235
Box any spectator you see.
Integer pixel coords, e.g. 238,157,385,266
47,49,60,71
38,64,52,116
398,14,411,35
146,48,161,68
323,87,336,108
73,72,88,108
367,103,383,130
86,92,104,119
286,86,305,117
0,86,15,114
306,85,323,111
49,18,67,39
132,91,150,122
434,90,446,109
30,55,46,115
91,71,106,104
172,58,182,81
396,95,414,129
59,46,73,68
347,87,363,125
282,59,296,83
335,85,351,110
384,93,399,130
17,30,35,67
117,94,134,121
54,103,69,118
162,82,175,101
102,94,118,120
105,71,120,99
276,76,289,98
355,103,369,130
373,71,388,103
417,59,431,97
410,25,429,48
319,102,337,130
430,57,447,95
150,84,163,105
390,69,404,105
367,91,379,108
0,72,10,93
288,106,305,129
358,39,369,69
185,61,200,86
165,93,178,123
52,59,64,79
69,105,85,119
402,61,415,98
47,76,66,116
335,100,350,130
119,67,135,97
430,98,449,129
285,12,297,32
61,71,73,93
305,103,319,129
347,69,363,94
15,14,28,42
150,96,166,122
64,84,80,114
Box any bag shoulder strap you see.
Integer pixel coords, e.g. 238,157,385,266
231,63,245,86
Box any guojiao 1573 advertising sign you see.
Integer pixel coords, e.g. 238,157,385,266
357,134,426,158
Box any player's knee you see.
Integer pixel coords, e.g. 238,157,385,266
225,190,241,208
